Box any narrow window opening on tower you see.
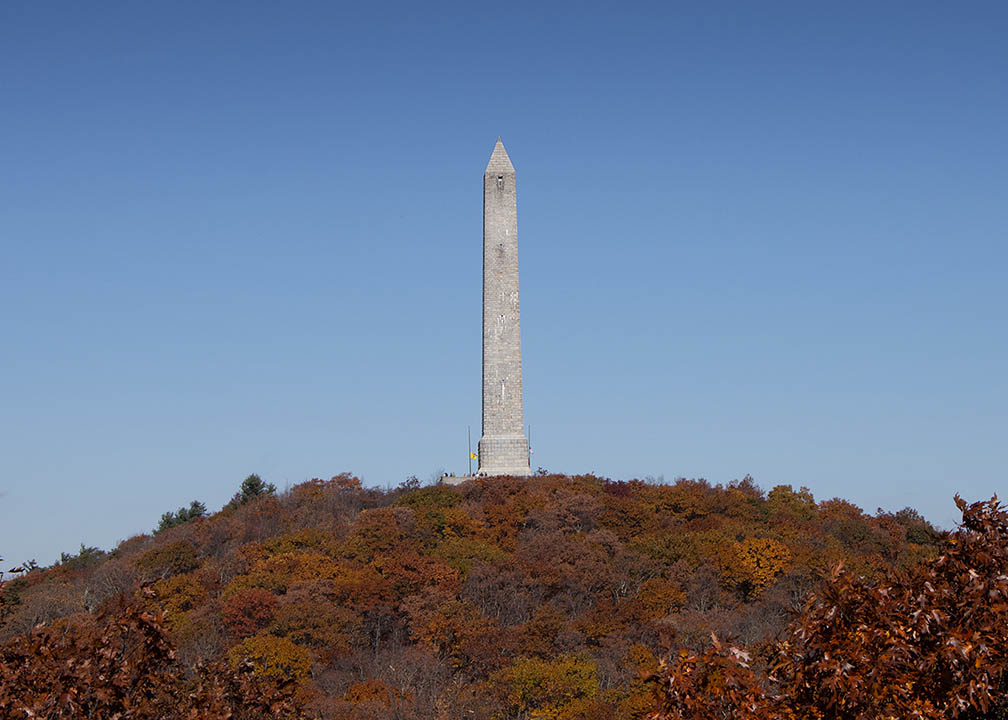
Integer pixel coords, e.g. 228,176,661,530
496,175,503,188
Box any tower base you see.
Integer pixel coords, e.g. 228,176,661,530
477,434,531,477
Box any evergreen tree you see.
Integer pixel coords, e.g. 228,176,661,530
225,474,276,510
155,500,208,533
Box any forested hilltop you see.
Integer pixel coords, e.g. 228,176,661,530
0,473,966,718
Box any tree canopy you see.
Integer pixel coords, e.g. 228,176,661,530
1,472,971,720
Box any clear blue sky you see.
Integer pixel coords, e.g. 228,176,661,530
2,2,1005,566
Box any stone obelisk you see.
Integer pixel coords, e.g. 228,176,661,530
477,139,531,477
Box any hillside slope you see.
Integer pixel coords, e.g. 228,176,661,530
0,473,944,719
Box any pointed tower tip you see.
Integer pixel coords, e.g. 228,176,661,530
486,138,514,175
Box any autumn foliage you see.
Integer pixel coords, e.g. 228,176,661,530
0,588,298,719
648,495,1008,720
0,472,967,719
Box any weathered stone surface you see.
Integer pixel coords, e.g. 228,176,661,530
478,140,531,477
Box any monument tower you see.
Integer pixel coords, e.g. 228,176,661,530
477,139,531,477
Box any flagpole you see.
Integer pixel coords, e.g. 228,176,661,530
468,425,472,476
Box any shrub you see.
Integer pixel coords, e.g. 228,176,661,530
227,633,313,684
221,588,278,638
719,537,791,598
151,571,210,630
494,654,600,718
137,541,200,579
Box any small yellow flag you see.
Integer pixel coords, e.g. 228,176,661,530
470,452,478,460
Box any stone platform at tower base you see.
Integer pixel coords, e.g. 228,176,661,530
440,475,474,486
478,435,532,478
439,467,532,487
